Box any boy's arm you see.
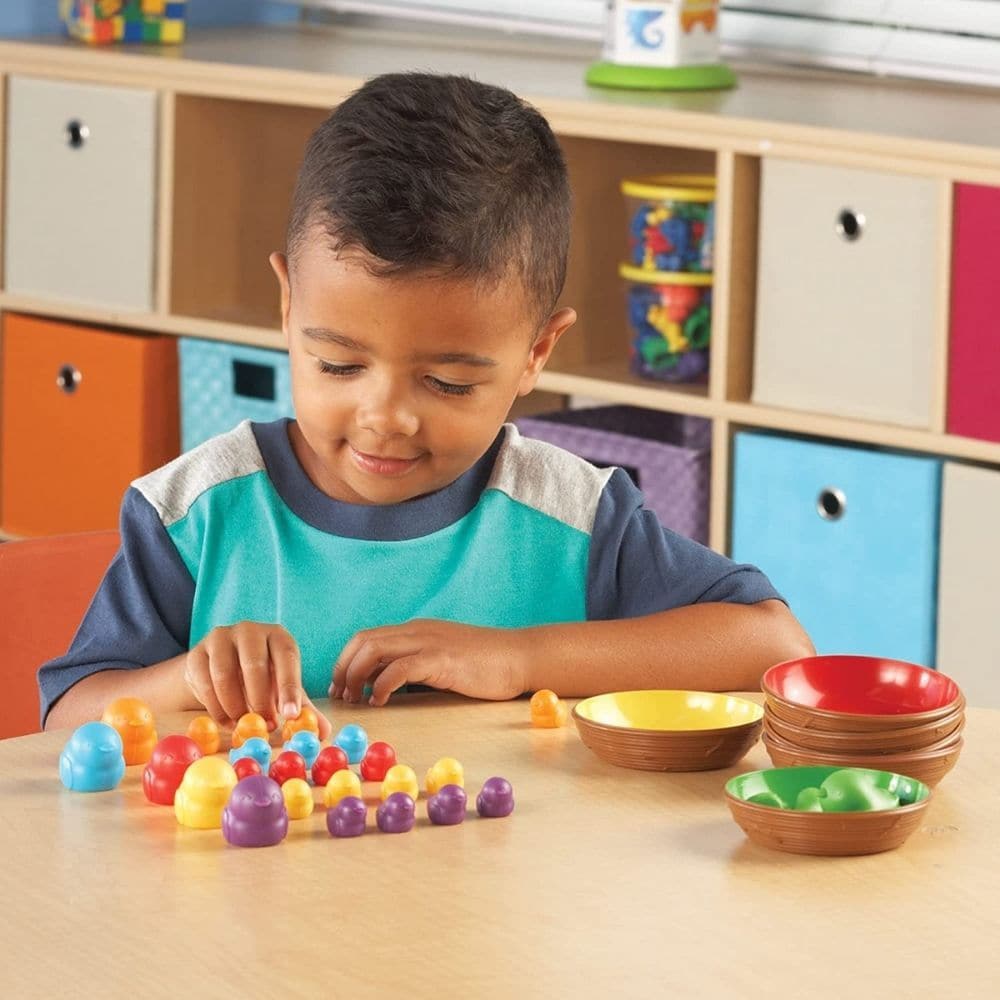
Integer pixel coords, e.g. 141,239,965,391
519,598,813,695
39,488,195,731
45,654,198,731
332,599,811,705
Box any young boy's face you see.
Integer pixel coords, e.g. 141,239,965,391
271,243,575,506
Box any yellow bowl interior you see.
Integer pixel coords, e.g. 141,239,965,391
574,690,763,732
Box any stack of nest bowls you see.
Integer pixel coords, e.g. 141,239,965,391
761,655,964,786
572,690,763,771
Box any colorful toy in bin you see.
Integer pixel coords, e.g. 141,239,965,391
587,2,735,91
621,265,712,383
623,175,715,272
60,1,187,45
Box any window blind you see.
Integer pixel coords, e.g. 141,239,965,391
281,1,1000,86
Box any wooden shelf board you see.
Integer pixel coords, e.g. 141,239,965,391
538,358,714,418
3,26,1000,179
0,294,284,349
725,400,1000,465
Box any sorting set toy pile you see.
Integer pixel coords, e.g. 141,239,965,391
58,697,515,848
55,659,965,857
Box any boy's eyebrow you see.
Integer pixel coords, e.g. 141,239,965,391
302,327,498,368
302,328,369,352
412,351,499,368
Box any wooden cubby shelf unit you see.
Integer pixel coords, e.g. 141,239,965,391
3,25,1000,554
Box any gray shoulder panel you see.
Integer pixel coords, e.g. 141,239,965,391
132,420,265,527
487,423,614,535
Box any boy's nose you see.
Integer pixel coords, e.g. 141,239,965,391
356,385,419,438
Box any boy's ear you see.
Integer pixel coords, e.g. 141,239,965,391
270,252,292,344
516,307,576,397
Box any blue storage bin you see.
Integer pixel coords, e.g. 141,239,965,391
179,338,294,451
731,431,941,666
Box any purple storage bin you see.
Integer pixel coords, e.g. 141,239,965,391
515,405,711,543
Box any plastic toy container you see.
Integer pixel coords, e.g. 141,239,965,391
622,174,715,273
179,338,294,452
621,265,711,383
514,405,710,543
60,1,187,45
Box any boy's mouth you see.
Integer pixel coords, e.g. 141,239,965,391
350,447,423,477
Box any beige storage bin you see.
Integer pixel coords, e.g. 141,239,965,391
936,462,1000,709
752,158,941,429
4,75,157,311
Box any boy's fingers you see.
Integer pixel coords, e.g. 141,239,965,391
234,630,278,727
303,697,333,741
184,648,230,725
205,638,247,723
268,628,304,720
369,657,427,706
340,635,415,703
331,633,365,695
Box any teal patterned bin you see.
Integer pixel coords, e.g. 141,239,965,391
179,338,294,452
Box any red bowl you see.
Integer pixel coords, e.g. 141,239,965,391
762,655,961,718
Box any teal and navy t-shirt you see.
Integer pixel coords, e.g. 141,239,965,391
38,419,780,723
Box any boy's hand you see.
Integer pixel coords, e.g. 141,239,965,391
183,622,332,739
330,620,529,706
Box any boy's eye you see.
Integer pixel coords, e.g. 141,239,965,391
427,376,475,397
317,360,362,377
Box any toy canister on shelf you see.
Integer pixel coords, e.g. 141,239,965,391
621,264,712,383
587,1,736,91
60,1,187,45
623,174,715,272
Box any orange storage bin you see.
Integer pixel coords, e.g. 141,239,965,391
1,313,179,536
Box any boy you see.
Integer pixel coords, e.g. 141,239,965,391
41,73,812,736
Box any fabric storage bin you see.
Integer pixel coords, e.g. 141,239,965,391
936,462,1000,708
4,76,157,311
179,338,294,451
752,158,941,429
731,430,940,665
515,405,711,543
0,313,179,536
947,183,1000,444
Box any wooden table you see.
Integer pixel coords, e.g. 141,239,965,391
2,694,997,998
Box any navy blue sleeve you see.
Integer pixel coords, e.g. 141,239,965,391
37,487,196,726
587,468,783,620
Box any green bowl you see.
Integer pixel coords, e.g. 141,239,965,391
725,766,933,855
726,766,930,813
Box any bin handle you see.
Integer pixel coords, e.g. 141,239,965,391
835,208,864,242
817,486,846,522
66,120,89,150
232,360,276,402
56,364,82,394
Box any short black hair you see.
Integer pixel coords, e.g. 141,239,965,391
287,72,571,323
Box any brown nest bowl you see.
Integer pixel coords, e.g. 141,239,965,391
762,731,963,787
573,690,763,772
762,655,964,733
